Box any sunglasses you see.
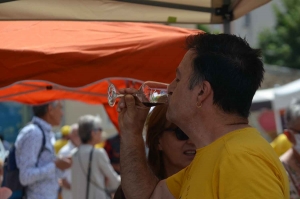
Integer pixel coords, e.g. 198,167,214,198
164,127,189,141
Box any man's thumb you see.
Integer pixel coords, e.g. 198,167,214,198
124,94,136,112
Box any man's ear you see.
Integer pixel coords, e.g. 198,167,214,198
196,80,212,104
47,104,53,114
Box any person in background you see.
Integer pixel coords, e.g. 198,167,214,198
104,134,121,174
0,135,11,151
58,123,81,199
114,104,196,199
71,115,120,199
271,133,292,157
54,125,71,154
118,33,289,199
15,101,71,199
0,159,3,185
280,98,300,199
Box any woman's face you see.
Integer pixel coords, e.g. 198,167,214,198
158,128,196,175
92,128,102,145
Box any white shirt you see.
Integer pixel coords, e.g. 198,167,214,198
71,144,120,199
58,141,76,199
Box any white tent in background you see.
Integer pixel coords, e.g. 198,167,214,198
0,0,271,33
0,0,270,24
273,79,300,110
251,88,274,111
252,78,300,133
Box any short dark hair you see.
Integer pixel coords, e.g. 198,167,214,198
187,33,264,118
32,103,51,117
32,101,59,118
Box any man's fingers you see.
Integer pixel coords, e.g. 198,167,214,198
117,97,126,113
124,94,136,114
119,88,137,94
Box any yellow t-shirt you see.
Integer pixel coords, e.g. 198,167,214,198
54,139,68,154
166,127,289,199
95,142,106,148
271,134,292,157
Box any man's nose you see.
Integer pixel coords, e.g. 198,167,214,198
167,81,175,95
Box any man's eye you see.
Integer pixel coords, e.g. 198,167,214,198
175,78,180,82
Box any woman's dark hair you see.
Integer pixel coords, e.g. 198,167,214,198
186,33,264,118
145,104,176,180
32,103,50,117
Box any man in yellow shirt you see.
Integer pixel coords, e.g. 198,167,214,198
117,33,289,199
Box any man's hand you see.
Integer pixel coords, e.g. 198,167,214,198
117,88,150,136
118,88,159,199
55,157,72,170
59,178,71,190
0,187,12,199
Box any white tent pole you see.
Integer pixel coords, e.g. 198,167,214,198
272,84,283,134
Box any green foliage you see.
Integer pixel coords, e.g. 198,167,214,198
258,0,300,69
197,24,211,33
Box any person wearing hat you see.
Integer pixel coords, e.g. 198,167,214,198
54,125,71,154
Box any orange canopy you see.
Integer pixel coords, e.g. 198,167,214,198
0,21,200,88
0,21,201,130
0,78,143,131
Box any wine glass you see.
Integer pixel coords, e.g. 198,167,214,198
108,81,169,107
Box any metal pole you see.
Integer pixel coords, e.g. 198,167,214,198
223,0,231,34
223,18,231,34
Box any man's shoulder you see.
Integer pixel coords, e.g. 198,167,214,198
93,148,110,161
223,127,270,150
19,123,42,138
94,147,108,155
15,124,43,146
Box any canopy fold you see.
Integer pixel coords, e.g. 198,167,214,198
0,21,200,88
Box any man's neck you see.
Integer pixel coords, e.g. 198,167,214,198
187,109,249,149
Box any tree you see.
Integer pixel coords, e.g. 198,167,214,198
258,0,300,69
197,24,211,33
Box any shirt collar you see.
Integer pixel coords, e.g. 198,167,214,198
32,116,52,133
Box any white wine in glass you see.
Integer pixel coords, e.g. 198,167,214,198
108,81,169,107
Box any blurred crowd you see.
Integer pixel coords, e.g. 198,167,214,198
0,102,122,199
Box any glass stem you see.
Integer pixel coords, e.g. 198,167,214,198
116,94,125,98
